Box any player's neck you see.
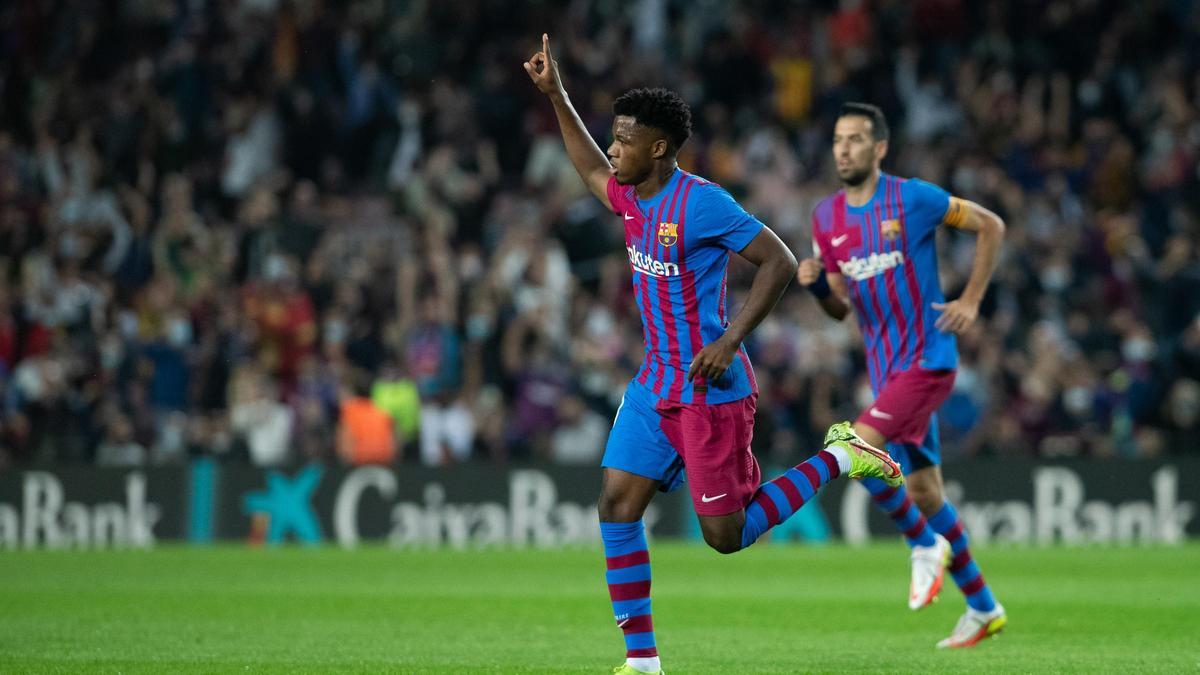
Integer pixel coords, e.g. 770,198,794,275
634,162,678,200
843,169,882,207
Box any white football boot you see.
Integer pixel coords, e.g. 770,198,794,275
936,603,1007,648
908,534,950,610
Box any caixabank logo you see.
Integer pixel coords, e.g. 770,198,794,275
241,465,325,545
232,465,623,548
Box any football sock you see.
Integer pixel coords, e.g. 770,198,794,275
600,520,658,663
860,478,938,548
626,656,661,673
740,450,842,549
927,501,997,612
824,444,851,473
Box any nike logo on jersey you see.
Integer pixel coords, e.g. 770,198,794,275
869,408,895,421
617,618,630,628
624,212,635,221
831,234,849,246
701,493,727,503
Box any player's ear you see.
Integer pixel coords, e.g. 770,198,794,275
651,138,668,160
875,139,889,162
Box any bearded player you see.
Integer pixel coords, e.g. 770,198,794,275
799,102,1007,648
525,37,902,674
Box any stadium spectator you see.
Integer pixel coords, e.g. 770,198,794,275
0,0,1197,467
229,364,295,467
336,371,397,466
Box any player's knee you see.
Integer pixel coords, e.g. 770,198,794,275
907,481,943,514
597,493,641,523
700,523,744,554
701,529,743,554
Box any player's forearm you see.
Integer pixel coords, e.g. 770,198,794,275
816,295,850,321
959,213,1005,305
803,267,850,320
723,253,797,344
548,91,611,183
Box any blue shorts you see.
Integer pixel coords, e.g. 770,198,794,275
885,412,941,476
602,381,762,515
602,383,687,493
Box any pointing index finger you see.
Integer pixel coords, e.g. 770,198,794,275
543,33,551,58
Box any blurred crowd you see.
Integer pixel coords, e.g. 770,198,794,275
1,0,1199,469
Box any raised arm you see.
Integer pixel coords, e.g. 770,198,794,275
524,33,613,210
932,198,1006,334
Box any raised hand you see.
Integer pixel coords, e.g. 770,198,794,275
523,33,563,96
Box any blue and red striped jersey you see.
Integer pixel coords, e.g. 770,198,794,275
607,169,763,405
811,173,959,394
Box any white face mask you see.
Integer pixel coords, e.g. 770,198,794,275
1122,337,1156,363
1063,386,1092,416
324,319,347,344
466,314,491,341
118,311,140,339
1040,265,1071,292
167,317,192,347
100,338,124,370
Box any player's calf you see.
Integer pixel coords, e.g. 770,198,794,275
736,421,898,549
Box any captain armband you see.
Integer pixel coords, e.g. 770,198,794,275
943,197,969,228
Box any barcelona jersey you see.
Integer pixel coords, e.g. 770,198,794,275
811,173,963,393
607,169,763,405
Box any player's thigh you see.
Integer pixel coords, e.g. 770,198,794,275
600,386,684,521
658,394,760,518
852,421,887,448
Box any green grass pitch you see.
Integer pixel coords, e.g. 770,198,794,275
1,542,1196,673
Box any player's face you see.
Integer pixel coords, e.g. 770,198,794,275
607,116,662,185
832,116,887,187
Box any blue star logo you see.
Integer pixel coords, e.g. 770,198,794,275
242,465,325,545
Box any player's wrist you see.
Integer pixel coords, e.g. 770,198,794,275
957,293,983,309
717,329,744,348
806,269,832,299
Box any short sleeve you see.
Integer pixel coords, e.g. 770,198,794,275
811,212,839,274
903,178,952,240
606,176,628,216
694,186,764,252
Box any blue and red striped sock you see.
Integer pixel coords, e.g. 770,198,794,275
927,501,997,612
860,478,938,548
740,451,841,549
600,521,657,662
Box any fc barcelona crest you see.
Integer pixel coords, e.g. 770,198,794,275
657,222,679,247
881,219,902,241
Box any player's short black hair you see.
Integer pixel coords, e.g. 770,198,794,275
839,102,890,141
613,87,692,150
